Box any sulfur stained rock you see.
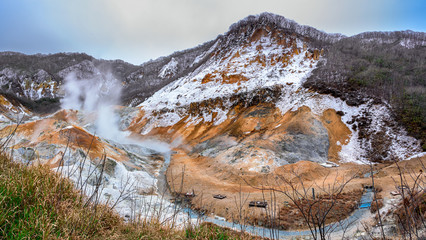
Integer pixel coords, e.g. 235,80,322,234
313,49,320,60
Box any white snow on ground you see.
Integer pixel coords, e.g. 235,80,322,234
0,68,57,101
137,34,421,164
191,40,220,67
406,152,426,160
54,151,196,227
0,96,31,122
399,38,426,48
141,37,314,111
140,111,182,135
158,58,178,79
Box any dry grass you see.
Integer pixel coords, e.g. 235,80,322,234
370,194,384,214
0,152,259,240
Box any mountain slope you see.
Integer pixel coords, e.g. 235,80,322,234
304,31,426,149
1,12,422,174
1,14,424,150
130,13,421,165
121,14,423,229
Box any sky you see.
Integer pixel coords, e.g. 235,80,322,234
1,0,425,65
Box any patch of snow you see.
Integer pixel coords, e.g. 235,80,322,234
213,107,229,126
54,149,195,227
191,40,220,67
141,37,316,111
158,58,178,79
400,39,416,49
339,132,369,164
320,161,339,168
405,152,426,160
140,111,182,135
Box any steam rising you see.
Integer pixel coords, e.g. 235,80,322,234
61,69,175,153
58,69,185,224
61,71,123,140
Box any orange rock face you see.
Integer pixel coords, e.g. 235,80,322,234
129,102,351,171
0,109,136,167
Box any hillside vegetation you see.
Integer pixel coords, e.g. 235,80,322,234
305,33,426,150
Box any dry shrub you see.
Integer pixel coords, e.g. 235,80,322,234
370,199,384,213
393,191,426,234
277,190,363,230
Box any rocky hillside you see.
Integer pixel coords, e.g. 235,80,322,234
304,30,426,149
0,40,217,112
1,13,424,146
1,14,424,151
129,13,422,165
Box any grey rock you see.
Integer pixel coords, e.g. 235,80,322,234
277,118,329,164
17,147,36,162
104,158,117,176
34,142,58,159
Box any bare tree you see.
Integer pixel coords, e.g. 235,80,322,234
247,170,359,240
233,181,251,233
391,157,426,239
368,161,386,239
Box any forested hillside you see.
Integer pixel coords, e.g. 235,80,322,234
305,31,426,149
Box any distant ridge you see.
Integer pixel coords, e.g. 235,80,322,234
225,12,345,44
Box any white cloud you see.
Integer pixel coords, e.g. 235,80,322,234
4,0,411,64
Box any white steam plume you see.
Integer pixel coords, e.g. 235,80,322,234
61,70,123,140
60,69,174,154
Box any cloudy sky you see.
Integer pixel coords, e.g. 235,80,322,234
1,0,425,64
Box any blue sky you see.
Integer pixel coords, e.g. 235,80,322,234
1,0,425,65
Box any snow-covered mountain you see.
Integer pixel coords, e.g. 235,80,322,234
128,13,421,169
1,11,423,175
